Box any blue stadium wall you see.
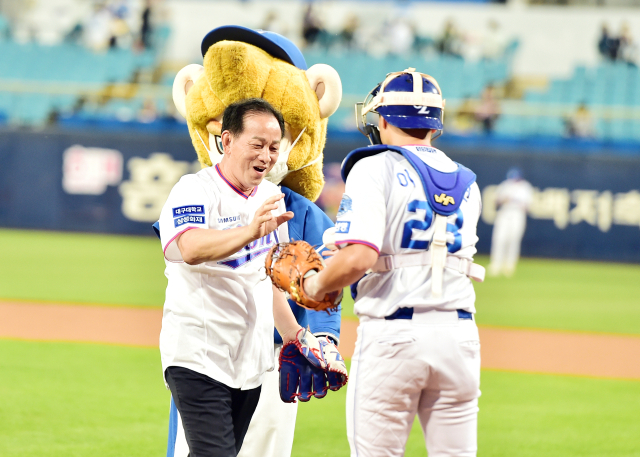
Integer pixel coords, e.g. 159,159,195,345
1,128,639,263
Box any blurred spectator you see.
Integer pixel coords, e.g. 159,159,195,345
618,22,638,67
260,9,290,37
139,0,153,50
413,28,434,55
387,18,414,56
85,4,112,52
451,96,478,135
437,19,463,58
598,23,619,61
138,99,158,123
46,108,60,127
481,19,507,60
109,11,131,49
565,103,594,138
261,10,278,31
302,4,324,48
475,84,500,134
338,14,360,50
64,22,84,45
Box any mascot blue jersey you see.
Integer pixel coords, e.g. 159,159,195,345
278,187,341,343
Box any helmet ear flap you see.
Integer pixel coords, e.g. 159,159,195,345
432,107,444,140
364,124,382,145
355,100,382,145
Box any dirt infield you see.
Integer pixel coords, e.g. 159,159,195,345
2,300,640,380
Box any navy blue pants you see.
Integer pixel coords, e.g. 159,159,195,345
165,366,261,457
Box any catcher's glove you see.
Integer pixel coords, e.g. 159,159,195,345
265,240,342,312
279,328,348,403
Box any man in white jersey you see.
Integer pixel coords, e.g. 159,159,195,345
489,167,533,276
158,98,308,457
304,69,485,456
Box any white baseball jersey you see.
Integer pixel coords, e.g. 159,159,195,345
158,164,289,390
335,145,481,319
495,178,533,213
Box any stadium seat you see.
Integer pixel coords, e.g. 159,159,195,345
12,93,54,125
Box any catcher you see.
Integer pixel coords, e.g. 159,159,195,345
267,68,484,457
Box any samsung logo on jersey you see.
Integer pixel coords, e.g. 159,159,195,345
335,221,351,234
174,215,205,227
172,205,204,217
218,216,240,224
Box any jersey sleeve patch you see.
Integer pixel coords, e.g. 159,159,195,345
335,221,350,234
337,194,352,217
174,214,206,228
172,205,205,217
172,205,206,227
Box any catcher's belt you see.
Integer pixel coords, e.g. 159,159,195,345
370,250,485,282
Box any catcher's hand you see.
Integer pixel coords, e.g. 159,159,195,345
265,240,342,312
279,329,348,403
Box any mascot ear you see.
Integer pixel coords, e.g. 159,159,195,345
172,64,205,118
306,64,342,119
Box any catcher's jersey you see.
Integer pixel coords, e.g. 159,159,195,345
158,164,289,390
335,145,481,319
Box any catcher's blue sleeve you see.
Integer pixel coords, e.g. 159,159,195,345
274,187,341,344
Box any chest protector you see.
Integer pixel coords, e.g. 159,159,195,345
341,145,483,298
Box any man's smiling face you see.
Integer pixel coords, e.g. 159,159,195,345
220,112,282,192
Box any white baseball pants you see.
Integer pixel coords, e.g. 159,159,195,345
168,346,298,457
346,310,481,457
489,208,527,276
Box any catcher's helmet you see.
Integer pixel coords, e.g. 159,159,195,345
506,167,523,180
356,68,445,145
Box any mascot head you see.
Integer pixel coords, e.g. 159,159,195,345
172,25,342,201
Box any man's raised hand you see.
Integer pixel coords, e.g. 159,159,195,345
249,193,293,240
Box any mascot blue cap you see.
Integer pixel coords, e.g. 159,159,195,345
201,25,308,70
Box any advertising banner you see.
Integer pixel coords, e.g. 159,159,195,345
1,129,638,262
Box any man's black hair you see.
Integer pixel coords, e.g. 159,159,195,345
221,98,285,139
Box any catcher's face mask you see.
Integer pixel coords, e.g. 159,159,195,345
355,68,445,145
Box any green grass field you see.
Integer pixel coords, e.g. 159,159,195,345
1,228,640,456
2,340,640,457
340,255,640,335
0,229,167,307
2,228,639,335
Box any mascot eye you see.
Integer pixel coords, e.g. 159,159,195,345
214,135,224,154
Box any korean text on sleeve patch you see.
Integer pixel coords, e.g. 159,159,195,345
172,205,205,217
174,214,206,228
172,205,206,228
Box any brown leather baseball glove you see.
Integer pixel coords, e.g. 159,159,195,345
265,240,342,312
